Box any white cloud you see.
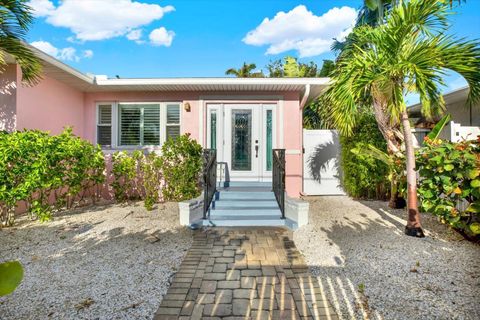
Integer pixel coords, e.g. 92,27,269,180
27,0,55,17
31,41,93,62
83,50,94,59
28,0,175,42
127,29,143,41
149,27,175,47
243,5,357,57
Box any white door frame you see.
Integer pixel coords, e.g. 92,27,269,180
206,103,277,182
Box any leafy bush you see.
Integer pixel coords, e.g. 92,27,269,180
111,150,143,202
161,134,203,201
417,137,480,236
340,111,390,199
0,128,105,226
142,152,162,210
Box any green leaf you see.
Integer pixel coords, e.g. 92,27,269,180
469,222,480,235
467,169,479,179
466,203,480,213
0,261,24,297
471,179,480,188
365,0,379,10
427,114,451,140
420,189,434,199
444,164,454,171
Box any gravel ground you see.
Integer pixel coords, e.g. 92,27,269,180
295,196,480,320
0,202,192,320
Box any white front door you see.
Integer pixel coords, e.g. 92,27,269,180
206,103,276,182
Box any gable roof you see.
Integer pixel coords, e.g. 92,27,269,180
7,44,329,101
408,85,469,117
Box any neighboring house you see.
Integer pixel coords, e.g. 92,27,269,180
409,86,480,143
0,47,328,199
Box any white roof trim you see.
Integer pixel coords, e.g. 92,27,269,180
94,77,329,86
27,44,95,84
12,45,330,96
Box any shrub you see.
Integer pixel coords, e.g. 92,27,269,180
340,111,390,199
0,128,105,226
160,134,203,201
142,152,162,210
417,137,480,236
111,150,143,202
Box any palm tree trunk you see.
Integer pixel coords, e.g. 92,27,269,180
400,110,425,237
372,100,403,206
372,101,402,155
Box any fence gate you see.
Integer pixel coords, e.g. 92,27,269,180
303,129,345,196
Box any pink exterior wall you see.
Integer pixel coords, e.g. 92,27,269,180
16,67,85,136
1,63,306,198
85,91,304,197
0,64,17,132
282,92,303,197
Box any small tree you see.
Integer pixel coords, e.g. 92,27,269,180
225,62,263,78
322,0,480,237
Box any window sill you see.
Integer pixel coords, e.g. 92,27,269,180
100,146,162,154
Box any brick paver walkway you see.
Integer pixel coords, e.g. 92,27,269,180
154,228,338,320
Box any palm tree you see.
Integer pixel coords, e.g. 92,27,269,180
0,0,42,84
225,62,263,78
322,0,480,237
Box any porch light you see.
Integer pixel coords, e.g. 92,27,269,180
184,102,191,112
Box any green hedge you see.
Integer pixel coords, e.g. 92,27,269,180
417,137,480,236
0,129,204,226
0,128,105,226
340,112,390,199
110,134,203,208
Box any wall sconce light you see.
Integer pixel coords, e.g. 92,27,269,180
184,102,191,112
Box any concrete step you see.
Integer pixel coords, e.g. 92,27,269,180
214,200,278,209
227,181,271,188
210,208,281,216
205,217,286,227
218,192,275,200
219,186,272,192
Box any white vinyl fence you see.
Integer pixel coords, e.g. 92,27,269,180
450,121,480,142
303,129,345,196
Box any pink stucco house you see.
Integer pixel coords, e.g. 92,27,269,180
1,47,328,227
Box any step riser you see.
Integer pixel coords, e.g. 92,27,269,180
210,212,282,220
210,209,281,216
205,220,286,227
214,201,278,209
226,181,271,188
218,194,276,201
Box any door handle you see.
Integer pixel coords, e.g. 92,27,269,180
255,145,259,158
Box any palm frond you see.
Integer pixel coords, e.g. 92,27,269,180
0,37,42,85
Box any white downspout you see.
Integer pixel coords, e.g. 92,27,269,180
300,84,311,109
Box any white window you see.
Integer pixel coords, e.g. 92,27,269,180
97,103,112,146
166,104,181,140
96,102,181,148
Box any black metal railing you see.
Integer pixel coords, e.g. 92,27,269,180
203,149,217,219
272,149,286,219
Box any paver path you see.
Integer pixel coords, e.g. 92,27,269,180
154,227,338,320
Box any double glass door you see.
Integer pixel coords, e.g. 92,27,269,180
207,103,276,181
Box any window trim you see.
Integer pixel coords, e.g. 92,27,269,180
95,102,114,147
95,101,182,149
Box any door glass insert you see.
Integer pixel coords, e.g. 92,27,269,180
266,110,273,171
231,110,252,171
210,111,217,149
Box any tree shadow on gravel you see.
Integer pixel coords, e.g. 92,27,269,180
298,197,480,320
0,203,192,320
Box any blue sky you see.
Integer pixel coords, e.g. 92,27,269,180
27,0,480,92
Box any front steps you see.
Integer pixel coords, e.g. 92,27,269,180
203,181,295,228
